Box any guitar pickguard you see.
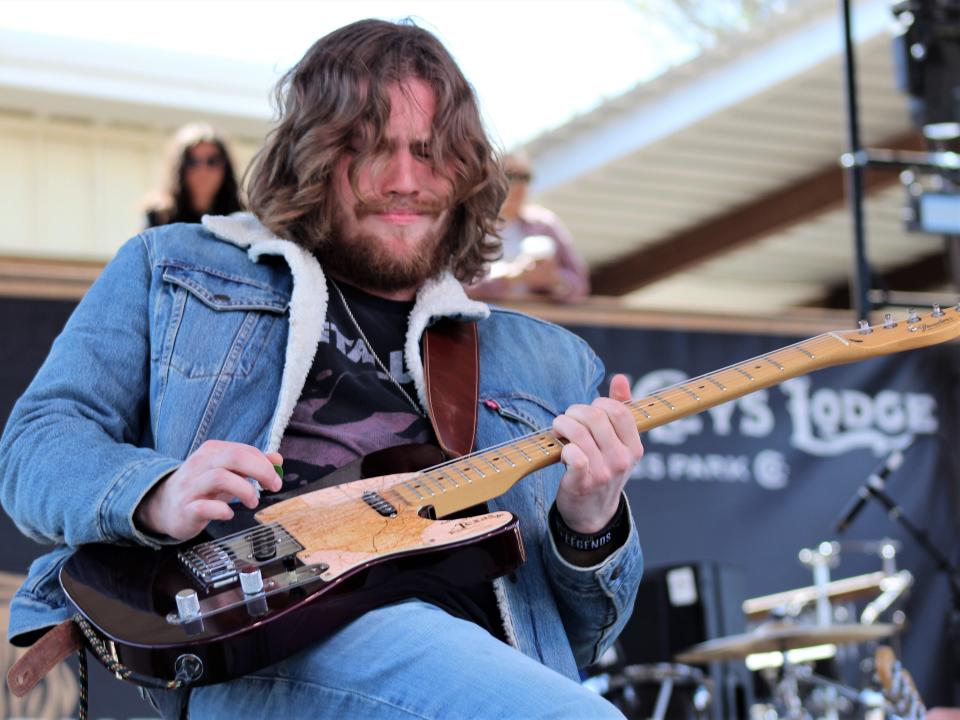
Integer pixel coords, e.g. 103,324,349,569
255,471,514,581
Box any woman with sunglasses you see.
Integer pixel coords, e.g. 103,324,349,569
143,123,243,227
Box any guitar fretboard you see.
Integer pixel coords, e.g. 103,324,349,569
376,310,958,517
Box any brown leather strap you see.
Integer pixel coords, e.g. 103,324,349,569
6,619,82,698
423,319,479,458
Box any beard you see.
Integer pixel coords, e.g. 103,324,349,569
316,200,453,294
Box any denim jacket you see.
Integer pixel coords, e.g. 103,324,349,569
0,213,642,681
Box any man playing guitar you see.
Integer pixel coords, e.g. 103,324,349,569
0,19,644,719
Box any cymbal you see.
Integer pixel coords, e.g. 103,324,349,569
742,571,888,621
675,623,896,664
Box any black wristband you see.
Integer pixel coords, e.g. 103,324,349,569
549,495,627,552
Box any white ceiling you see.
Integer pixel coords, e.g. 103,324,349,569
523,0,951,316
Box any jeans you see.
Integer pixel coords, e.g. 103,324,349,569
146,599,623,719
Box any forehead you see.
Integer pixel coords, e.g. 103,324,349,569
189,141,220,156
504,156,530,174
385,78,436,136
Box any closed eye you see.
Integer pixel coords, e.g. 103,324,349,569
411,142,432,161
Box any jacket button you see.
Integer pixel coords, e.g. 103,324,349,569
610,566,622,580
508,572,518,584
213,293,231,302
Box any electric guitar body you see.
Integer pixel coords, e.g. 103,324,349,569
61,444,525,686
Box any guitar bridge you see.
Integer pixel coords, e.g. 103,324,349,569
179,524,304,589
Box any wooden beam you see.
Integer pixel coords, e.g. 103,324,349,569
0,256,105,300
590,132,924,296
819,250,949,308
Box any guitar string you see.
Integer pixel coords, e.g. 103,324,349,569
197,429,562,552
203,334,844,544
195,327,913,567
292,326,919,499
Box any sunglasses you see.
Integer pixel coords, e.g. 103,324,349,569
506,171,532,184
185,155,225,169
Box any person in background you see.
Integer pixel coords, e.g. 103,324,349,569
143,123,243,227
468,150,589,302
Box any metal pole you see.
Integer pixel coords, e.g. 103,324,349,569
840,0,873,321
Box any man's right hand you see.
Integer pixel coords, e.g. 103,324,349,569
135,440,284,541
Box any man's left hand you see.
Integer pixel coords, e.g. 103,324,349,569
552,374,643,534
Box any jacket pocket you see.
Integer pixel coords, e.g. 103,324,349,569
159,264,288,380
480,393,563,522
481,392,560,433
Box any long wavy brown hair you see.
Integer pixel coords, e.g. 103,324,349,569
245,19,507,283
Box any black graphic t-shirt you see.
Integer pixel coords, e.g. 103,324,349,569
277,279,503,640
278,280,432,489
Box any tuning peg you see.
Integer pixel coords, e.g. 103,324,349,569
932,304,944,318
883,313,896,329
858,319,872,334
907,308,920,323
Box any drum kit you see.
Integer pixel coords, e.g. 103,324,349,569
584,539,916,720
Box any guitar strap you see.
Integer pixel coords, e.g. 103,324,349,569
6,618,81,698
422,318,479,458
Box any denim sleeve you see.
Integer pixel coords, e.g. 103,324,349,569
542,350,644,667
543,500,643,667
0,234,182,549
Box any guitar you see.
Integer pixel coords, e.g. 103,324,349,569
61,307,960,687
876,645,926,720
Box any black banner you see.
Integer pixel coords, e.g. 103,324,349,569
572,322,960,707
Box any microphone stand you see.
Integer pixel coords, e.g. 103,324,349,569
861,480,960,690
862,482,960,608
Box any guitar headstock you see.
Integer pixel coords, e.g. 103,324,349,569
876,645,927,720
829,305,960,361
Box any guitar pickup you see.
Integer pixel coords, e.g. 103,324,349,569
179,525,304,589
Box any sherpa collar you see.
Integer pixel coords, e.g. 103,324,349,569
201,213,490,451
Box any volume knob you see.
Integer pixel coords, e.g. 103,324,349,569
239,567,264,595
175,589,200,621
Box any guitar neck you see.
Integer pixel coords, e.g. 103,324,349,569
626,330,851,432
388,311,958,518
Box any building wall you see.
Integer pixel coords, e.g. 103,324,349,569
0,111,262,261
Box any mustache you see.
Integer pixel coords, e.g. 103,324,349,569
355,198,447,218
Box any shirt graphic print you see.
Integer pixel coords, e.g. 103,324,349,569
278,280,434,492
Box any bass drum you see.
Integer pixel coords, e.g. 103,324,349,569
584,663,713,720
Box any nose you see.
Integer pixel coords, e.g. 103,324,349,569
378,149,419,198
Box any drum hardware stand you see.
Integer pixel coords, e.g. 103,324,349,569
764,655,886,720
798,542,843,720
791,664,888,716
763,657,811,720
861,570,913,627
799,542,842,628
651,674,675,720
833,538,914,626
582,662,713,720
835,538,903,577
